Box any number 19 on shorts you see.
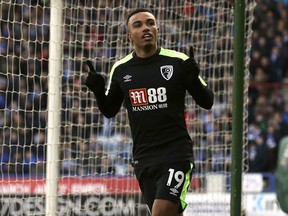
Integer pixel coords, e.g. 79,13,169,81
167,168,185,189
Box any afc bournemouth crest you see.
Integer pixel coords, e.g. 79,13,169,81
160,65,173,80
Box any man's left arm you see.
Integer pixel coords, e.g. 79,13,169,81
187,76,214,110
181,57,214,110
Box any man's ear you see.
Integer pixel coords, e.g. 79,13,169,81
127,33,133,43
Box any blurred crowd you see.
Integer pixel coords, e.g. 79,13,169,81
0,0,287,178
248,0,288,172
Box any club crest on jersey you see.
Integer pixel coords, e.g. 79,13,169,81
160,65,173,80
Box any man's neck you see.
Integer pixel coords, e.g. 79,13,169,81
134,45,158,58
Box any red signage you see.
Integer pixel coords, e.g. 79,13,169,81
0,177,141,195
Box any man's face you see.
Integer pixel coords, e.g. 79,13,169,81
127,12,159,50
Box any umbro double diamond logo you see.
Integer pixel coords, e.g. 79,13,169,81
123,75,132,82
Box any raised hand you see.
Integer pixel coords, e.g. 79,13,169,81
85,60,105,94
181,46,200,82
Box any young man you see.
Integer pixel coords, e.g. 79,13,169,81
85,8,214,216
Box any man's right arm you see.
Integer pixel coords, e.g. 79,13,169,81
85,61,123,118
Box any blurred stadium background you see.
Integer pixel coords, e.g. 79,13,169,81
0,0,288,215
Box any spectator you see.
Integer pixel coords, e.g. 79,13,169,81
93,143,104,175
97,154,115,175
23,150,38,174
76,141,94,176
0,145,10,175
7,151,23,175
248,136,270,172
61,149,77,175
114,151,131,176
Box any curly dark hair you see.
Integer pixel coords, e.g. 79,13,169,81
126,8,154,25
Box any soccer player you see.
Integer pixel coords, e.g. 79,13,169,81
85,8,214,216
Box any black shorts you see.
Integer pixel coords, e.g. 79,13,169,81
134,161,193,213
